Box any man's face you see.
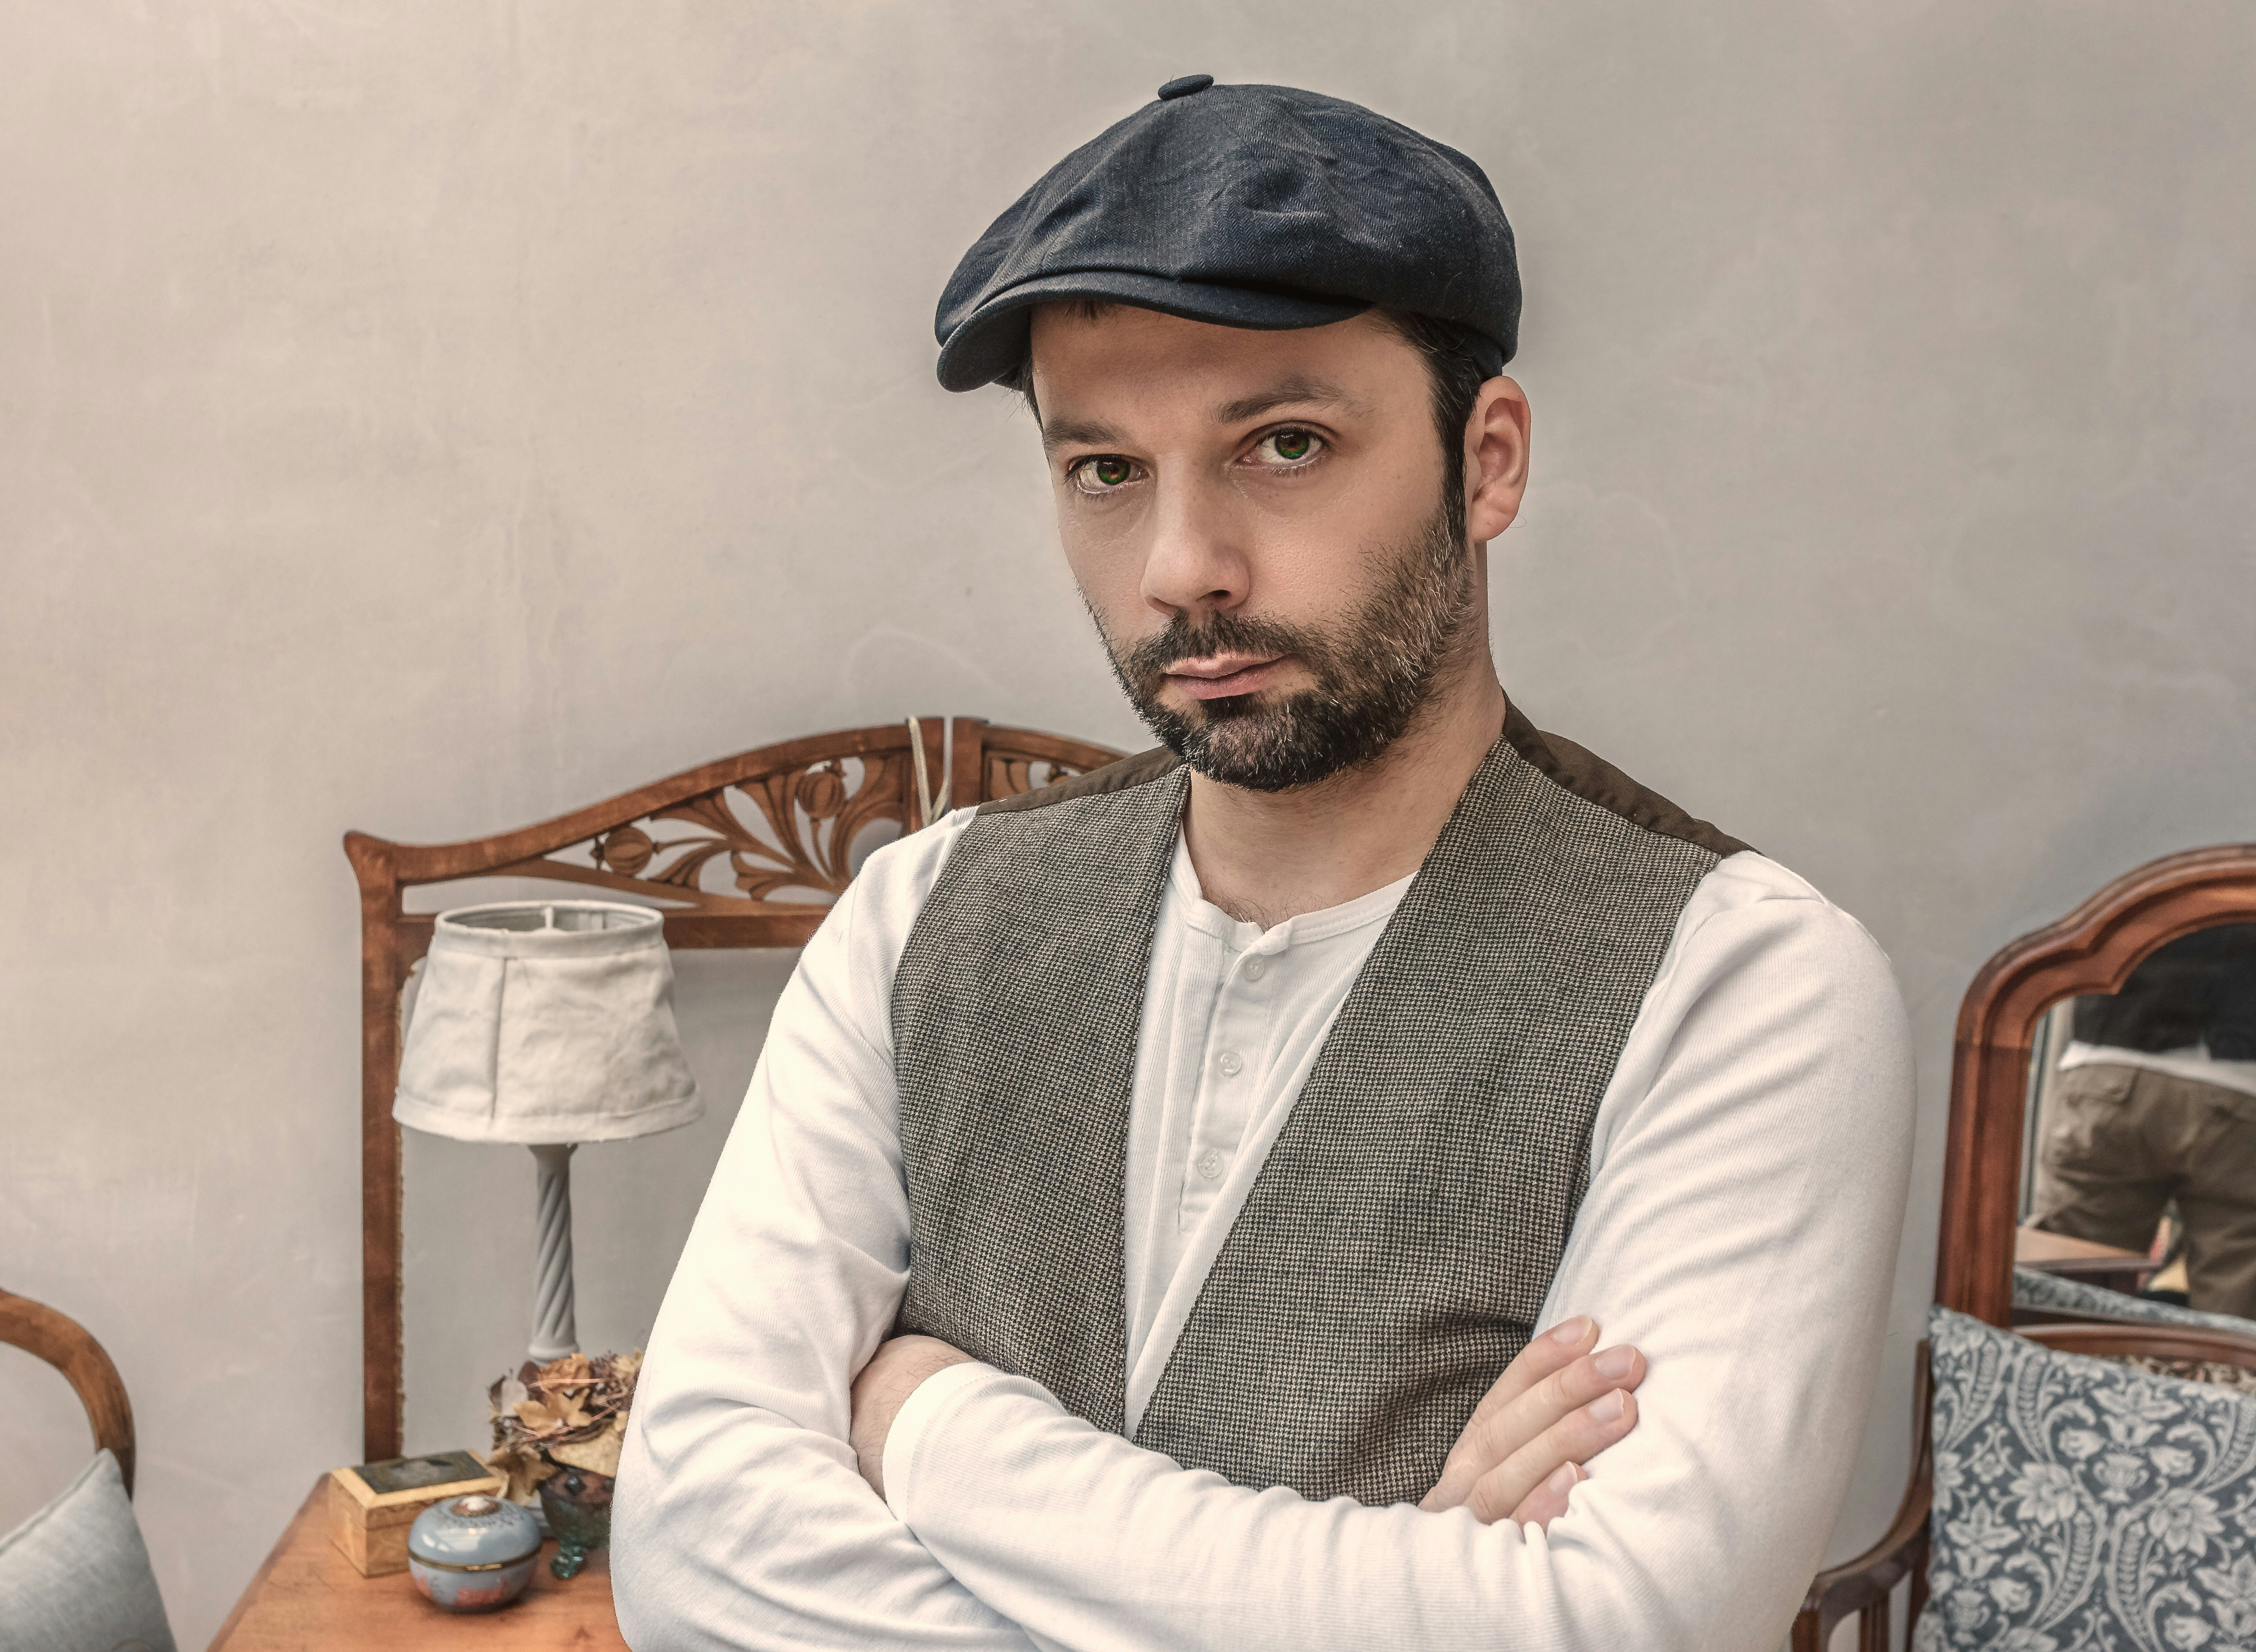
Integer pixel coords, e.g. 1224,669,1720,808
1029,307,1482,792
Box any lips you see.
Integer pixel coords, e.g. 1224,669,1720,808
1164,655,1288,701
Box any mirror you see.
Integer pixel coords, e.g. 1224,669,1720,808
1931,844,2256,1327
2016,921,2256,1316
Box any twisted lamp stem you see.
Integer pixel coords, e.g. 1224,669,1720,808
528,1143,579,1363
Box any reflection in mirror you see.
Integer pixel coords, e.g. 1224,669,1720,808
2019,922,2256,1315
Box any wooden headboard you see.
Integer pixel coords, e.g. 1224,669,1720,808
342,716,1124,1460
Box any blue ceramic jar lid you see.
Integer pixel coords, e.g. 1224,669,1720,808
407,1493,542,1570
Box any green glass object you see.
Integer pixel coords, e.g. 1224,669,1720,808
536,1465,613,1580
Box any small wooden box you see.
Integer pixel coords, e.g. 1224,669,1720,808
325,1450,507,1577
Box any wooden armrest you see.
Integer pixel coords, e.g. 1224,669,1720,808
0,1286,136,1496
1791,1346,1933,1652
1793,1472,1931,1649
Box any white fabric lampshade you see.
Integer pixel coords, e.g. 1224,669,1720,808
393,901,702,1145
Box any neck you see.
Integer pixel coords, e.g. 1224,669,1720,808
1180,650,1507,929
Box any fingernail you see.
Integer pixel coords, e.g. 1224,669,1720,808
1547,1462,1577,1496
1594,1345,1636,1381
1587,1389,1627,1422
1548,1316,1592,1345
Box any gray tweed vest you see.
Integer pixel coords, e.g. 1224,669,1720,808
889,705,1747,1506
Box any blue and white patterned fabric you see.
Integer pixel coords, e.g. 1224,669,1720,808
2014,1266,2256,1341
1917,1305,2256,1651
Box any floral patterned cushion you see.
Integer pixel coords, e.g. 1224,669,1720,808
1917,1305,2256,1651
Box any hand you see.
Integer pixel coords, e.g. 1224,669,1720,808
850,1333,976,1499
1418,1315,1645,1530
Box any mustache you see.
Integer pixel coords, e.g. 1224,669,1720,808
1117,610,1326,688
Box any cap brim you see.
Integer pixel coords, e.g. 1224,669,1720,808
936,270,1369,392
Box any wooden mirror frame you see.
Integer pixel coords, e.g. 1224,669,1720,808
1935,841,2256,1326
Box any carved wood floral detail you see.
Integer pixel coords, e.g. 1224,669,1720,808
485,736,1109,914
565,753,917,908
984,752,1089,801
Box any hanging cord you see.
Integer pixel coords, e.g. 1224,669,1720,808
905,717,947,830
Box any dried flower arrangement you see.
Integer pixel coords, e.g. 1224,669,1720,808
478,1350,642,1504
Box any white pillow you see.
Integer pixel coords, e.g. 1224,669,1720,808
0,1450,174,1652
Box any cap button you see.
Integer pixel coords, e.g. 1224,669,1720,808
1157,74,1214,101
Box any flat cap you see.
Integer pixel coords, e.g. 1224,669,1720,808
936,78,1519,392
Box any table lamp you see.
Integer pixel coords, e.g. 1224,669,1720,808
392,901,702,1363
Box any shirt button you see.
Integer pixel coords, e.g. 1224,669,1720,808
1215,1049,1243,1077
1196,1149,1224,1180
1242,957,1267,982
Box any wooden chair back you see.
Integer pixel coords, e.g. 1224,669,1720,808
0,1287,137,1496
2027,1320,2256,1372
343,716,1124,1461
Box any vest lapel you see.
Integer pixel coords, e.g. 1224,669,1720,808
1133,737,1715,1502
890,765,1188,1433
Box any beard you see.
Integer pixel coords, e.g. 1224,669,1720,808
1097,499,1478,793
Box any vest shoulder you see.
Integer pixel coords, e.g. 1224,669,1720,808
1503,703,1752,860
970,714,1747,856
977,746,1183,816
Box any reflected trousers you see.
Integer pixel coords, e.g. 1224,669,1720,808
2030,1061,2256,1320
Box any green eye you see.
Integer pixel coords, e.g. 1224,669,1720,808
1092,457,1132,486
1256,429,1320,467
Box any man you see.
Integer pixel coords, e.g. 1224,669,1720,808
2031,923,2256,1316
614,77,1913,1650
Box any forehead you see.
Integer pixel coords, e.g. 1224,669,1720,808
1025,306,1424,430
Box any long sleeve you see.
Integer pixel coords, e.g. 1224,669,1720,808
879,854,1916,1652
610,815,1034,1651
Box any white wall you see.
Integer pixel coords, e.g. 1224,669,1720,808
3,3,2253,1643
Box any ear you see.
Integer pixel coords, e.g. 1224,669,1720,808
1463,376,1531,545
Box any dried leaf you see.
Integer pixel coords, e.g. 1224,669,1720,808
547,1416,625,1479
487,1347,647,1468
476,1441,556,1506
546,1352,592,1385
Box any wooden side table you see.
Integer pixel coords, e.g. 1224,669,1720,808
2015,1224,2158,1298
211,1477,628,1649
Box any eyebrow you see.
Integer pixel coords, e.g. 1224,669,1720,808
1038,375,1368,456
1210,376,1363,425
1039,417,1127,455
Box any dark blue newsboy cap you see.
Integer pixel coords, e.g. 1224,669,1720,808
935,77,1519,392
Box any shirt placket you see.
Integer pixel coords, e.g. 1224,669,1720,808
1178,937,1279,1229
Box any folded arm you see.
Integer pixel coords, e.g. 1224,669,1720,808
612,819,1037,1651
876,861,1916,1652
853,1319,1641,1522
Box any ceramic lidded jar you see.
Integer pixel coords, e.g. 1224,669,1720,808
406,1493,542,1611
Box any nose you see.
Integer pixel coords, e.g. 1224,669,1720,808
1138,476,1248,622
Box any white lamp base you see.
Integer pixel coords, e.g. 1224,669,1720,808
528,1143,579,1364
